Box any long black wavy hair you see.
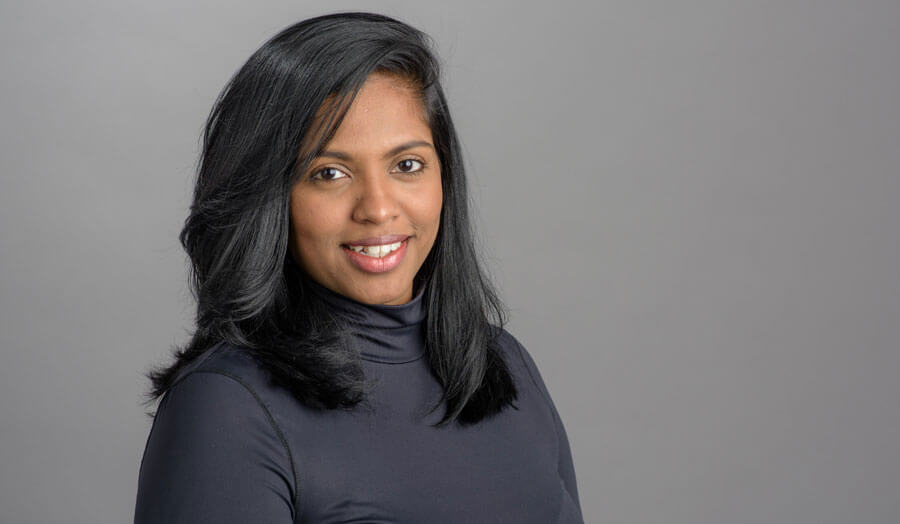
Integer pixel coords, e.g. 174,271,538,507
143,11,517,427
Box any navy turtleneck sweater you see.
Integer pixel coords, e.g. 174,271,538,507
134,282,583,523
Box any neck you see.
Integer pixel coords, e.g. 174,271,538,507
306,278,427,364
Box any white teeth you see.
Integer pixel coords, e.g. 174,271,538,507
347,241,403,258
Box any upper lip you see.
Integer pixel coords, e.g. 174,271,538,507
344,234,410,247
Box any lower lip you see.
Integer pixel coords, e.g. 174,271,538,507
342,239,409,273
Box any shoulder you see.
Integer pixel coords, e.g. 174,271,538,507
150,341,296,471
155,342,287,443
143,342,297,487
137,343,297,521
491,326,554,405
492,326,540,375
168,340,270,392
156,341,292,439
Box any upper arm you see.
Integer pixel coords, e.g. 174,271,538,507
134,371,295,524
506,333,582,511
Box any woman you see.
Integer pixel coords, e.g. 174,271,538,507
135,11,583,523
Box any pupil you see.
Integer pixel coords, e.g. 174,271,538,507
400,160,413,171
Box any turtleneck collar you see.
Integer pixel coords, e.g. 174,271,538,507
305,279,427,364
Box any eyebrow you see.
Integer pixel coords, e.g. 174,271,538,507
316,140,434,161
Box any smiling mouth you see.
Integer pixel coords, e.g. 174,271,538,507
341,238,409,274
343,240,405,258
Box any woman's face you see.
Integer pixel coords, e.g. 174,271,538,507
289,73,443,305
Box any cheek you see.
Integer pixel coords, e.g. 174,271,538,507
414,178,443,232
290,192,339,248
289,195,344,275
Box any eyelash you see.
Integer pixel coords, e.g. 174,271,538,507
309,158,427,181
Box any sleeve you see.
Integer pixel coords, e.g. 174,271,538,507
134,371,296,524
510,336,582,513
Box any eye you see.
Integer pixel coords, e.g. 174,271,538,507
310,166,349,182
393,158,425,174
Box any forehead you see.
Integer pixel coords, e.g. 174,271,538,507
299,73,430,158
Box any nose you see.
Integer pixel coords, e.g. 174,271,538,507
351,170,400,225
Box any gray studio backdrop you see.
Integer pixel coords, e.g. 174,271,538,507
1,1,898,523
